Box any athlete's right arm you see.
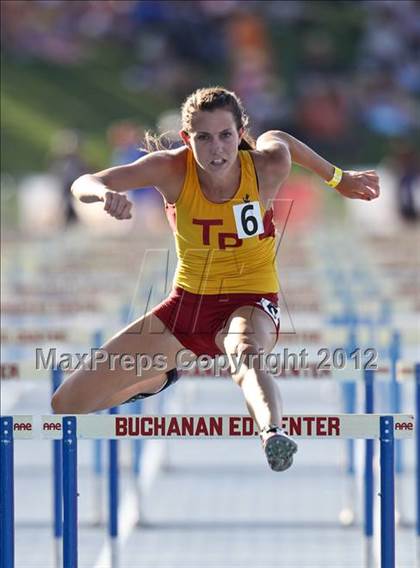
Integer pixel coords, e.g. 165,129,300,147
71,151,177,220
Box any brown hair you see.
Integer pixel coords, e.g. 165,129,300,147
142,87,256,152
181,86,255,150
142,131,178,152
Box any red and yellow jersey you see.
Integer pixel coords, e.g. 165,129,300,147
165,148,278,295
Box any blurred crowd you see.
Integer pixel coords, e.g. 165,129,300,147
3,0,420,225
3,1,419,139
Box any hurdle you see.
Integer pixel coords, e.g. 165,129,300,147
1,412,415,568
4,360,417,532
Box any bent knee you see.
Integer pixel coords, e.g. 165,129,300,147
51,389,90,414
51,391,68,414
225,338,262,359
224,340,263,385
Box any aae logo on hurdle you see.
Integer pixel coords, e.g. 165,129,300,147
8,414,415,439
394,420,413,431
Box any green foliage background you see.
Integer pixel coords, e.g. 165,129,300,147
1,43,174,174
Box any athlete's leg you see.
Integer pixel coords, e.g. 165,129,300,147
51,312,185,413
215,306,297,472
215,306,281,429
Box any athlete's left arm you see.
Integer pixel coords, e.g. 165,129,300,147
257,130,380,201
251,133,291,205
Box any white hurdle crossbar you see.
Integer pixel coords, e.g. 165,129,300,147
0,413,415,568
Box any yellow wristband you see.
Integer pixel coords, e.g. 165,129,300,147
325,166,343,188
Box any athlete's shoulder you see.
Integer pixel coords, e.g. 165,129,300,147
165,145,189,171
248,146,289,171
143,145,186,169
153,146,188,203
248,145,291,200
248,148,287,178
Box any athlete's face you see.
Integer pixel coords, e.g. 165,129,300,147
182,109,243,175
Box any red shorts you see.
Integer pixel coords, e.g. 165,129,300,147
152,286,280,357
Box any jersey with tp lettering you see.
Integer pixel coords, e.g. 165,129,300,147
165,148,279,295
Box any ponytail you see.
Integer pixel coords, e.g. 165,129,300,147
142,130,178,153
239,131,256,150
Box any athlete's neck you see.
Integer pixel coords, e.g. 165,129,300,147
197,156,241,202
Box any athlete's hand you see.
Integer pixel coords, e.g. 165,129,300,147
336,170,380,201
102,190,133,220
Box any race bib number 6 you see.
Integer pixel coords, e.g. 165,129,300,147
233,201,264,239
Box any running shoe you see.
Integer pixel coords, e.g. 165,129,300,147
260,425,298,472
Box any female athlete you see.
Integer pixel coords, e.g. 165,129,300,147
52,87,380,471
